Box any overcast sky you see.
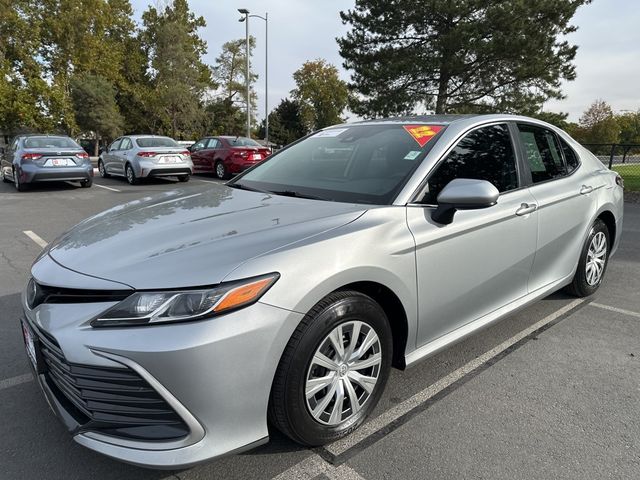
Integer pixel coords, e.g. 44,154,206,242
131,0,640,122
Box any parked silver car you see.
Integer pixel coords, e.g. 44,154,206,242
21,115,623,468
98,135,193,184
1,135,93,190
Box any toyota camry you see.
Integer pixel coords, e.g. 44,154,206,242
21,114,623,468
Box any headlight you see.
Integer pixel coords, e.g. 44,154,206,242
91,273,279,327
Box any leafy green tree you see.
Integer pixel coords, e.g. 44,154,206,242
528,111,571,130
70,73,124,155
291,59,349,130
573,99,619,146
338,0,590,116
140,0,214,139
0,0,53,133
203,99,245,136
615,111,640,145
211,37,258,132
38,0,136,133
259,98,307,146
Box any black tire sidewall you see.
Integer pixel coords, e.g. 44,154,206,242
278,294,392,445
573,219,610,296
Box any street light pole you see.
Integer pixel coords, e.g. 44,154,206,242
238,9,250,138
240,10,268,144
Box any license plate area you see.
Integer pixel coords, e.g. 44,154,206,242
250,153,262,160
158,156,181,164
44,158,76,167
21,320,45,374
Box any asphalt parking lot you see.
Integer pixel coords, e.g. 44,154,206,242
1,175,639,480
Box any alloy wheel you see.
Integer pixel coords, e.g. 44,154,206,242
216,163,225,179
126,166,134,184
585,231,607,286
305,321,382,426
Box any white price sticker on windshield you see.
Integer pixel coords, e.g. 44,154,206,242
404,151,421,160
313,128,348,138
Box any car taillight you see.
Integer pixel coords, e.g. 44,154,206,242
235,151,249,158
138,152,157,157
181,150,191,156
615,174,624,188
76,152,89,159
21,153,43,161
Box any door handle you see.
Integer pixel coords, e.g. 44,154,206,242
580,185,593,195
515,203,537,216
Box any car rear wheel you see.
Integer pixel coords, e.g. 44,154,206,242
98,160,110,178
125,164,138,185
269,291,392,446
566,218,610,297
178,174,190,182
13,168,26,192
215,161,229,180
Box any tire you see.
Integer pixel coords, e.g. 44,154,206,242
565,218,610,297
215,161,229,180
125,164,138,185
269,291,392,446
98,160,110,178
178,174,190,182
80,177,92,188
13,168,27,192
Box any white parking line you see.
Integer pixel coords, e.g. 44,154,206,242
23,230,48,248
93,183,121,192
272,453,367,480
590,302,640,319
0,373,33,391
324,298,585,456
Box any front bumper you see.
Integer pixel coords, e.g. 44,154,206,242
23,264,303,468
19,162,93,183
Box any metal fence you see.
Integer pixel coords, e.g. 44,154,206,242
582,143,640,191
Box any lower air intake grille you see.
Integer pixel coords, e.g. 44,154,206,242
36,327,189,441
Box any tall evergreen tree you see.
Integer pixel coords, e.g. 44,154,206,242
211,37,258,133
140,0,214,139
338,0,591,116
260,98,307,146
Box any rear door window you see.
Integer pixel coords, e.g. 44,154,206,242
559,138,580,173
517,124,567,183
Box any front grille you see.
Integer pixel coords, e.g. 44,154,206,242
34,325,189,441
27,279,131,309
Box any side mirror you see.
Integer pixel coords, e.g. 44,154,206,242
431,178,499,225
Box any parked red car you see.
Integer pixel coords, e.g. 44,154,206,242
190,136,271,179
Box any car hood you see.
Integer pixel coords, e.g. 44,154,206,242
47,185,367,289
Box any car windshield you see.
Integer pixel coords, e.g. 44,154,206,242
23,136,80,149
227,137,261,147
232,124,445,204
135,137,179,148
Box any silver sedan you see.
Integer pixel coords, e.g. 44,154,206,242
21,114,623,468
98,135,193,184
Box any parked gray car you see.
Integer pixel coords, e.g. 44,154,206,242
98,135,193,184
1,135,93,191
21,115,623,468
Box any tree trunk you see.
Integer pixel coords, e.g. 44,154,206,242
435,74,449,114
94,134,100,157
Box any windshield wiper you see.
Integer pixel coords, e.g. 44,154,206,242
227,183,272,194
269,190,327,201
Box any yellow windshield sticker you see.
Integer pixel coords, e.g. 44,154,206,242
403,125,443,147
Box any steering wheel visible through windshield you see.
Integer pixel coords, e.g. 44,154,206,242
231,124,445,204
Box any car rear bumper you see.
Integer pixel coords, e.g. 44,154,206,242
19,163,93,183
22,261,302,468
135,160,193,178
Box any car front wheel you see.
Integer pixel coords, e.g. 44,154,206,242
269,291,392,446
98,160,110,178
566,218,610,297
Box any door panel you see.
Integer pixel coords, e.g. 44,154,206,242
408,189,538,346
526,175,594,291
